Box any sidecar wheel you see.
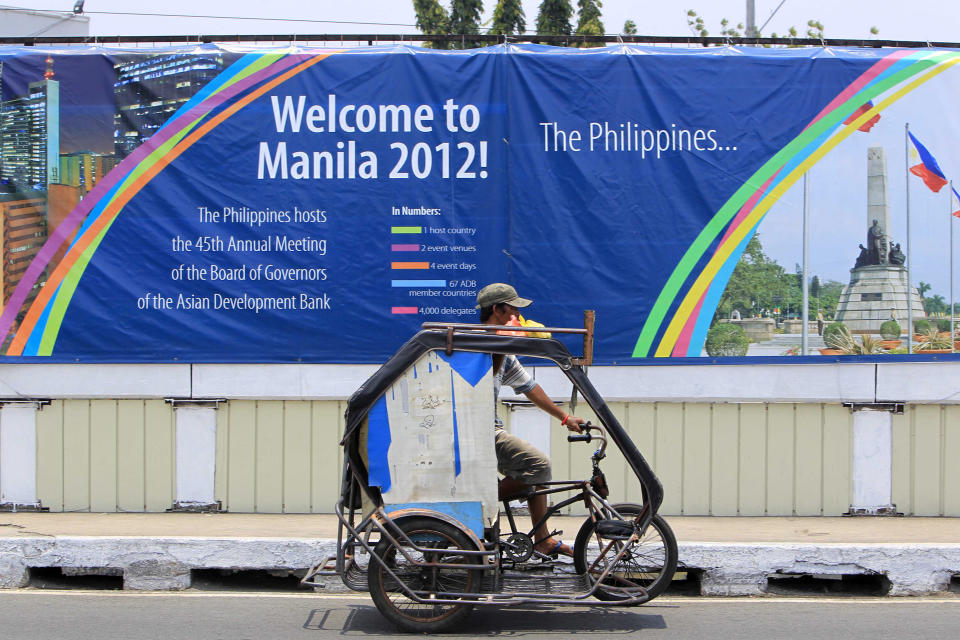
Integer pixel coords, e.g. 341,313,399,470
368,517,482,632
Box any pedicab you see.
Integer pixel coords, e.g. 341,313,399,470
303,318,678,632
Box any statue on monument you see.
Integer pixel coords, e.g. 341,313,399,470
889,242,905,266
867,218,888,264
850,148,906,269
855,244,870,268
855,218,900,268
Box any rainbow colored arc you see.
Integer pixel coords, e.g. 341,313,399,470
633,48,960,358
2,49,338,356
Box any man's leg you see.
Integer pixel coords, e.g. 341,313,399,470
494,431,572,557
497,475,529,500
499,477,572,556
527,490,572,556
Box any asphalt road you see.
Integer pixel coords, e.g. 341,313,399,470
2,592,960,639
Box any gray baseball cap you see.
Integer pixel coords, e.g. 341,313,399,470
475,283,533,309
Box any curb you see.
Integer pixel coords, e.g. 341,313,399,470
0,537,337,590
2,537,959,595
682,542,960,596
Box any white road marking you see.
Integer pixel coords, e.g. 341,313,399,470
0,591,957,604
0,590,369,600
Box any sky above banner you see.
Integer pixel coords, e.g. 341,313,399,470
5,1,958,43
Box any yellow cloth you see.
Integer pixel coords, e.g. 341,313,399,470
495,315,551,338
518,315,551,339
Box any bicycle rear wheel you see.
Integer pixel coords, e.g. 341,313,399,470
573,504,678,603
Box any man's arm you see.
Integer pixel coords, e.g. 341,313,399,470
523,384,585,433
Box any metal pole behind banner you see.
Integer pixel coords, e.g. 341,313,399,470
802,171,810,355
746,0,758,37
906,123,913,354
952,180,955,352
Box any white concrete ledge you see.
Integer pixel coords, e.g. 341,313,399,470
0,364,191,399
2,536,958,595
875,362,960,404
191,364,379,400
0,360,956,404
528,363,879,403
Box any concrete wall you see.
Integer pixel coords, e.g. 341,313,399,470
2,360,959,516
35,400,175,512
892,405,960,516
214,400,344,513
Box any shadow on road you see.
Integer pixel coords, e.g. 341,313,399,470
304,604,667,635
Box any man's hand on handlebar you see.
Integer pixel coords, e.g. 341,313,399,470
562,415,587,433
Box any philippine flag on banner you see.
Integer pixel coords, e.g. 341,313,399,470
843,100,881,132
953,186,960,219
908,132,949,193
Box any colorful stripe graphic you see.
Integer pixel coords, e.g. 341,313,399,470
392,280,447,287
391,244,421,251
391,226,423,234
633,49,960,358
4,49,342,356
391,262,431,269
391,307,419,314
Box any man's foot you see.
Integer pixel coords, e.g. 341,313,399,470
534,538,573,558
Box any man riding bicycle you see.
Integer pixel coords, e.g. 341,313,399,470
477,282,586,557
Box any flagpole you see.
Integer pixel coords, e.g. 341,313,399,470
906,122,913,353
802,171,810,355
952,180,955,353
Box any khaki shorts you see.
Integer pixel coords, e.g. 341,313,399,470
495,429,552,485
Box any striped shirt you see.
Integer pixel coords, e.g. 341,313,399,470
494,354,536,427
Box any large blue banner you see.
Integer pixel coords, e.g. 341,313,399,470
1,44,958,362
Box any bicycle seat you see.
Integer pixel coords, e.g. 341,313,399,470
595,519,635,540
499,487,536,501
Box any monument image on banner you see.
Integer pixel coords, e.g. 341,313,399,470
708,84,958,356
835,148,924,334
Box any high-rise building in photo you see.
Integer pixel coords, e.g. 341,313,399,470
48,183,82,276
59,150,115,195
0,56,60,192
0,57,60,329
113,51,224,159
0,195,46,313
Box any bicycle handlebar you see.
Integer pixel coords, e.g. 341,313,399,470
566,422,607,458
566,421,597,439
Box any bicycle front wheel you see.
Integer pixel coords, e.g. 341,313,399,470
573,504,678,603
